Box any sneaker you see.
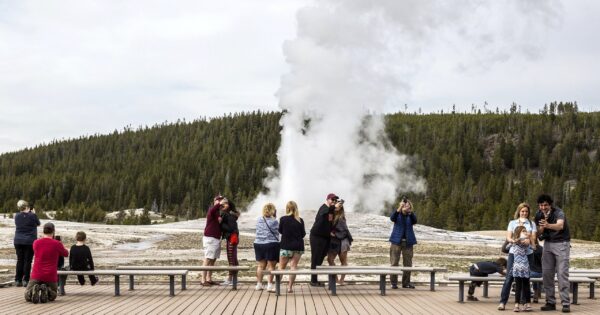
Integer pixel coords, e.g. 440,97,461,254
23,281,28,287
255,283,264,291
267,283,275,292
15,280,23,287
310,282,325,287
59,287,66,296
220,280,232,286
541,303,556,311
466,295,479,301
91,276,99,286
561,305,570,313
402,284,416,289
498,303,506,310
391,284,399,289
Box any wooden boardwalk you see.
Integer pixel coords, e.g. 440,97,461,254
1,283,598,314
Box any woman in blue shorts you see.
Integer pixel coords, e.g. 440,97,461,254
254,203,280,291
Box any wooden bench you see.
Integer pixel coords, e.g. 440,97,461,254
448,275,505,302
530,276,596,302
58,270,188,296
568,273,600,298
316,265,447,291
570,269,600,274
268,269,407,296
116,265,249,290
448,275,595,304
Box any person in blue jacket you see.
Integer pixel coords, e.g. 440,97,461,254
14,200,41,287
389,197,417,289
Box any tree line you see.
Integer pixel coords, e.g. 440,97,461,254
1,103,599,240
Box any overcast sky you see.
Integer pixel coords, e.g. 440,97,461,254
1,0,599,154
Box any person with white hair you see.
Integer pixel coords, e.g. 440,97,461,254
14,200,40,287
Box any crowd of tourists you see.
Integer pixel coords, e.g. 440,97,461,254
13,192,572,313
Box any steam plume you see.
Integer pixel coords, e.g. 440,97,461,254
250,0,562,213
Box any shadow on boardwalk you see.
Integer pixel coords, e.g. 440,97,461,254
1,283,598,314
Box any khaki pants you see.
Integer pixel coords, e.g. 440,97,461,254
543,241,570,306
24,280,58,302
390,241,413,286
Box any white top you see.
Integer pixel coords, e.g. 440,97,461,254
507,218,536,255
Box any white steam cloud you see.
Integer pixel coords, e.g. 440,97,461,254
250,0,562,213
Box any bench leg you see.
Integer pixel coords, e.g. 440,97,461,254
232,272,237,291
329,275,337,296
572,283,578,305
129,275,134,291
380,275,386,296
275,275,281,296
458,281,465,303
115,275,120,296
182,275,186,290
483,281,489,298
169,275,175,296
430,272,436,291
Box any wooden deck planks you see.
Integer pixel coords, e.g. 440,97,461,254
2,283,600,314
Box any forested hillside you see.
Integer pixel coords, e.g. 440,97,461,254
2,103,599,240
386,103,600,240
0,111,281,221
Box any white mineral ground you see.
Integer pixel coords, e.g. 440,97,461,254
2,210,599,283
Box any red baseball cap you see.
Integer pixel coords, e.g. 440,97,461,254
326,193,338,200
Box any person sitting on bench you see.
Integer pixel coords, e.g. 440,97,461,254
467,257,507,301
69,231,99,287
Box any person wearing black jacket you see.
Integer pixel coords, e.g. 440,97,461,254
309,193,337,286
69,231,98,287
220,199,240,286
530,239,543,303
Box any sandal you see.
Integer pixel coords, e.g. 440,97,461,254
513,304,520,312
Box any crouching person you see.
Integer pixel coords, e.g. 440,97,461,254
25,223,69,303
467,257,507,301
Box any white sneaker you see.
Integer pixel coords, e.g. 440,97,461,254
267,283,275,292
255,283,264,290
220,280,231,286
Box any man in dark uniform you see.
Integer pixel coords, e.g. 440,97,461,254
309,193,337,286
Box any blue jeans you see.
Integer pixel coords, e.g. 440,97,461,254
500,254,514,304
530,270,542,297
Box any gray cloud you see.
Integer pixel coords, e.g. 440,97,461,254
1,0,599,154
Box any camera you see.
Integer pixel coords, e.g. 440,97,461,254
337,199,345,205
402,195,408,203
54,235,61,241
